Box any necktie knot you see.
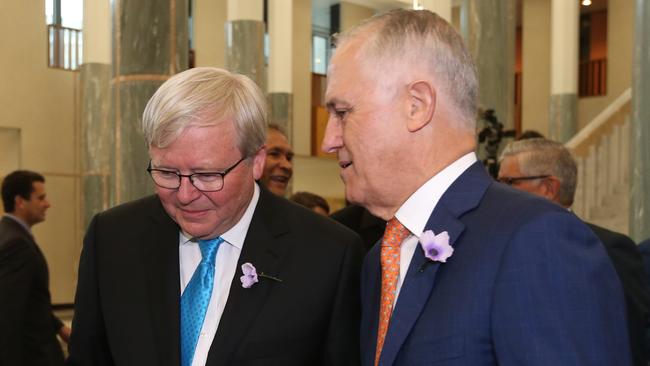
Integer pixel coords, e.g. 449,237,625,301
198,237,224,264
381,218,410,248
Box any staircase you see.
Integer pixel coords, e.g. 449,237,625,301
566,89,631,235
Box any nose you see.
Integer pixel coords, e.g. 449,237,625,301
176,176,201,204
321,116,343,154
279,155,293,172
44,200,51,209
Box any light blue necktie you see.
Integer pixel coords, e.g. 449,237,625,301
180,237,224,366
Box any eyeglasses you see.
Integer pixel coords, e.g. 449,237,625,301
497,175,550,186
146,156,246,192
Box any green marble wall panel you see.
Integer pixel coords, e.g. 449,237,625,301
115,81,160,203
630,0,650,241
461,0,516,129
549,93,577,143
80,62,112,227
268,92,293,144
116,0,170,75
225,20,266,91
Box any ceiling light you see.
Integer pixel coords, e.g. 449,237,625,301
582,0,592,6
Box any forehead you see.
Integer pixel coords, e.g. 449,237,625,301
498,156,521,176
266,130,290,149
30,181,46,196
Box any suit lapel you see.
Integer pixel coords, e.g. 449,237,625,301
361,244,382,366
379,162,491,365
140,197,182,365
206,188,292,366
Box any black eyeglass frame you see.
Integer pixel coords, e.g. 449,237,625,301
497,175,551,186
146,156,247,192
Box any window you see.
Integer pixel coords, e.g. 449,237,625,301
46,0,83,70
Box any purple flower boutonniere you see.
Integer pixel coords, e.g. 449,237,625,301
240,263,282,288
420,230,453,263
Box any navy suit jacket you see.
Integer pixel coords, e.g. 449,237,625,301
361,162,631,366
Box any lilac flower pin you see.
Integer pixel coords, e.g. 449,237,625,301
419,230,453,263
240,263,259,288
240,262,282,288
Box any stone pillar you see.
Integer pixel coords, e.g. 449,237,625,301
460,0,516,130
80,0,111,227
112,0,188,204
225,0,265,91
549,0,578,142
268,0,293,143
421,0,451,22
630,0,650,241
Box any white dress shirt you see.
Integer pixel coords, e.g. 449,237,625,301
179,183,260,366
392,152,477,303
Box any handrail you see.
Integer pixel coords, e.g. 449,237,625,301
565,88,631,155
47,24,83,71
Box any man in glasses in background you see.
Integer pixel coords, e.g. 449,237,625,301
68,67,362,366
498,137,650,366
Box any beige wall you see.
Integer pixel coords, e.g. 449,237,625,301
522,0,551,136
577,0,633,130
340,1,375,33
194,0,227,68
292,0,312,156
0,2,80,303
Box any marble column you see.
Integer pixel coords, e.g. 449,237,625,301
421,0,451,22
549,0,578,143
460,0,516,130
630,0,650,242
112,0,188,204
80,0,112,227
268,0,293,143
225,0,265,91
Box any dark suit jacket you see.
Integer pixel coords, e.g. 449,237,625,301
331,205,386,254
587,223,650,366
67,188,363,366
0,216,65,366
361,162,631,366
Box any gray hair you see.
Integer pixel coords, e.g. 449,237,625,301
142,67,267,158
500,138,577,206
334,9,478,129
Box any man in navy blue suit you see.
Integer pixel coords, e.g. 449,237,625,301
321,9,631,366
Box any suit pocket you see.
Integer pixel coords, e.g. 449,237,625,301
402,333,465,364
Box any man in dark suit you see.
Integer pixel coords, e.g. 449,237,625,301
498,137,650,366
0,170,70,366
67,67,362,366
321,9,631,365
331,205,385,254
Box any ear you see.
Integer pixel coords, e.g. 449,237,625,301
406,80,436,132
541,176,562,202
252,146,267,180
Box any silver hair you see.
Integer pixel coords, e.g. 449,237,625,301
333,9,478,130
500,138,577,206
142,67,267,158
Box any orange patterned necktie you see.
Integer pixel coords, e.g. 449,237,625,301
375,217,410,366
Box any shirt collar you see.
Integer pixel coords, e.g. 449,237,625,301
180,183,260,249
4,213,33,236
395,152,477,237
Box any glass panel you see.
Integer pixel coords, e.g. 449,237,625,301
45,0,55,24
312,35,327,75
61,0,83,29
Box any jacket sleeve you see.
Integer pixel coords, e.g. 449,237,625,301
324,234,363,366
66,215,115,365
491,210,632,366
0,238,35,365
